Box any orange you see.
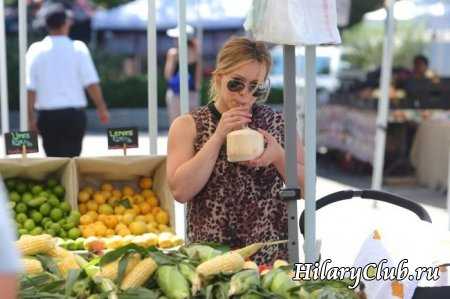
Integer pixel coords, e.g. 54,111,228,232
115,223,128,233
101,183,114,192
82,186,94,195
122,186,135,197
139,202,152,214
147,196,159,207
151,206,162,215
132,204,141,215
146,222,158,233
139,177,152,190
87,200,98,212
117,228,131,237
141,189,154,198
82,226,96,238
93,192,106,205
129,221,147,235
112,189,122,198
78,191,90,203
135,215,146,223
86,211,98,221
101,190,112,200
155,210,169,225
133,194,145,204
105,229,115,237
98,214,108,223
104,215,118,229
80,214,93,225
144,214,155,223
78,203,88,214
122,213,135,225
114,205,126,215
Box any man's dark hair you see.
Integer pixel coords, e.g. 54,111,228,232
45,3,69,30
413,54,429,66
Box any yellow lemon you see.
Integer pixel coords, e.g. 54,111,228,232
101,183,114,192
139,177,152,190
78,191,90,203
155,210,169,225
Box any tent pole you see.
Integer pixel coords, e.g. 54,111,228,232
304,45,317,263
18,0,27,131
148,0,158,155
371,0,395,192
177,0,189,242
283,45,300,263
0,0,9,135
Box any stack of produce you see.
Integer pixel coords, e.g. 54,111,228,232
77,177,172,239
5,178,81,239
17,239,361,299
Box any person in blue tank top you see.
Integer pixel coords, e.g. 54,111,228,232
164,25,201,124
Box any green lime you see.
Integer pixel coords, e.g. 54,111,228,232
67,228,81,240
47,178,58,188
21,192,33,203
16,182,27,194
48,196,60,207
60,201,71,213
15,202,28,214
39,203,51,216
31,185,43,195
9,201,16,210
75,238,85,250
24,219,35,231
39,191,50,199
16,213,28,224
63,221,75,230
5,178,16,190
41,217,51,225
50,208,63,221
18,228,28,236
50,223,61,232
9,191,21,202
31,211,43,223
31,227,43,235
53,185,65,197
46,228,56,236
58,230,67,239
68,211,81,224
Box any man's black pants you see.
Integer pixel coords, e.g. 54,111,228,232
37,108,86,157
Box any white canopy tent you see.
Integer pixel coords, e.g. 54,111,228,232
92,0,252,31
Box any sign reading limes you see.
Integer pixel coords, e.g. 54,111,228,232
4,131,39,155
107,127,138,155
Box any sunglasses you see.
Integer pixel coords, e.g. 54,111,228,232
226,77,271,100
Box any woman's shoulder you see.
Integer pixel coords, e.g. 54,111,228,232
253,104,284,119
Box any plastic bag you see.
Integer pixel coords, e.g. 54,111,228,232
244,0,341,46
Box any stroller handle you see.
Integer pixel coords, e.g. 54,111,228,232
299,189,432,236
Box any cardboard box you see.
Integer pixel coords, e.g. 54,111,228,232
0,157,76,207
73,156,176,230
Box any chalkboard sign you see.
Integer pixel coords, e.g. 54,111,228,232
4,131,39,155
107,127,138,149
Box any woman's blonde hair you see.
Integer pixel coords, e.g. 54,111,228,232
209,37,272,102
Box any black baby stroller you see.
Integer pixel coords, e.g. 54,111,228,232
299,189,450,298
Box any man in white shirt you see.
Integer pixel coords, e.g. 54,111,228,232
27,3,109,157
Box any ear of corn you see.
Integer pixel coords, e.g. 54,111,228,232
243,261,258,270
196,251,245,278
156,265,190,299
121,257,157,290
182,244,222,262
178,262,201,295
268,268,299,297
273,259,289,269
232,240,288,260
228,269,260,296
97,253,141,280
16,234,55,256
22,258,44,275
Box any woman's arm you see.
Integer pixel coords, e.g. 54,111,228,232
167,107,252,203
166,115,223,203
164,48,178,81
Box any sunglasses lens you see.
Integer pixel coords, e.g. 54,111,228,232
227,80,245,92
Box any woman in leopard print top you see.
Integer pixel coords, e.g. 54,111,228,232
166,37,305,264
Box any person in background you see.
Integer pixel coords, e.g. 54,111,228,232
27,3,109,157
166,37,305,264
412,54,439,83
164,24,201,124
0,179,22,299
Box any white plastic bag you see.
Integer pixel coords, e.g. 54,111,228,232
244,0,341,46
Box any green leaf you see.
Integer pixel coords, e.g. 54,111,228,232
65,269,82,296
35,254,62,277
118,287,161,299
115,253,131,285
100,244,147,266
117,198,132,209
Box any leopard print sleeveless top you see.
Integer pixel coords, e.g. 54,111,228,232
187,102,288,264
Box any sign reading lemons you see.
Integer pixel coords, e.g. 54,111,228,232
4,131,39,155
107,127,138,149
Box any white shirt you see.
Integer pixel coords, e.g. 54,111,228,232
0,179,22,273
26,36,100,110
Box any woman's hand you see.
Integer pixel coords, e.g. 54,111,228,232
212,106,252,142
245,129,283,168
